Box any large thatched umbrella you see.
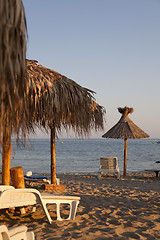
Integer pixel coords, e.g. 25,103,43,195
0,0,27,185
25,59,105,184
102,106,149,177
1,58,105,185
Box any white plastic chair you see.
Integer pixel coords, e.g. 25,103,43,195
98,157,120,179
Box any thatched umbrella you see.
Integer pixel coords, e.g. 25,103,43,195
25,59,105,184
1,58,105,185
0,0,27,185
102,106,149,177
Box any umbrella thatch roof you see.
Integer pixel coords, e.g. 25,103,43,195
0,0,27,137
25,59,105,135
25,59,106,184
102,106,149,139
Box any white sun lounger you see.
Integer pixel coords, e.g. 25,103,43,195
0,224,34,240
0,186,80,224
24,171,60,185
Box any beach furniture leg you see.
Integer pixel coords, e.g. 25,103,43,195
32,205,36,213
56,201,79,220
56,178,60,185
56,202,62,220
36,199,53,224
155,171,159,177
117,172,120,180
97,172,101,179
69,201,79,220
19,207,26,214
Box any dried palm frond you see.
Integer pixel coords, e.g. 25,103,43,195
0,0,27,137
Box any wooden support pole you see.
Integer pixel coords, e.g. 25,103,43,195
2,127,11,185
51,125,56,185
123,138,127,178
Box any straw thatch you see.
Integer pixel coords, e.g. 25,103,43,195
25,59,105,135
102,106,149,139
25,59,106,184
0,0,27,137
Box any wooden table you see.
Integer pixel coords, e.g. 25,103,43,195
145,169,160,177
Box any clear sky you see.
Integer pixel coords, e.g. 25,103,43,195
22,0,160,139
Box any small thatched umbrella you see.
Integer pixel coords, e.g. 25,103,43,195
0,0,27,184
25,59,105,184
102,106,149,177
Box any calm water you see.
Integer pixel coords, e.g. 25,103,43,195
0,138,160,174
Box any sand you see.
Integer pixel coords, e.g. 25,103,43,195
0,172,160,239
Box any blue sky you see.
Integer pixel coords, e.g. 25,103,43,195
23,0,160,138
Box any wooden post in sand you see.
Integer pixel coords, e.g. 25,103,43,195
123,138,127,178
51,124,56,185
43,124,65,191
2,126,11,185
10,167,26,214
10,166,25,188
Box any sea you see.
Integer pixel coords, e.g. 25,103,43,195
0,138,160,174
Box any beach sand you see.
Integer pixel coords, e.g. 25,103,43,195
0,172,160,239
